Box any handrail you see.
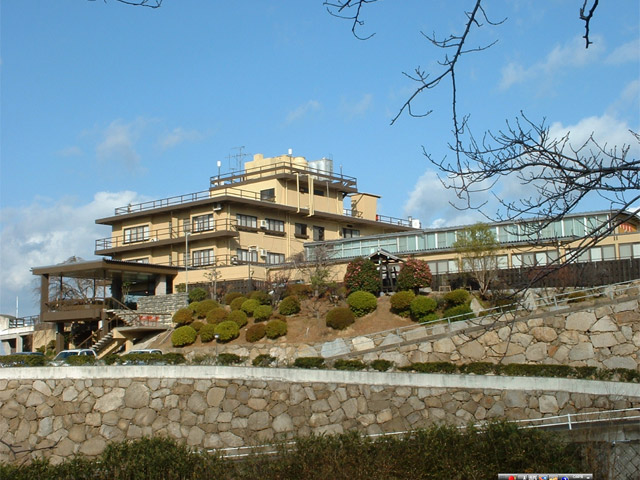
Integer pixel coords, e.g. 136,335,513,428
8,315,40,329
375,213,413,228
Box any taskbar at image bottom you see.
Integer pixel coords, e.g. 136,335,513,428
498,475,592,480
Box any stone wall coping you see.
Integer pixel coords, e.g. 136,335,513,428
3,366,639,397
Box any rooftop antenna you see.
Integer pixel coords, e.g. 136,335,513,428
227,146,247,173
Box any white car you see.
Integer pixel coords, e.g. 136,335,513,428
51,349,97,366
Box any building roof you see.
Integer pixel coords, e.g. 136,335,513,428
32,258,181,281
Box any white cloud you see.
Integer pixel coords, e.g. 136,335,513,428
158,127,205,150
0,191,142,316
499,35,604,91
548,114,639,154
96,119,149,171
341,93,373,118
285,100,321,124
605,39,640,65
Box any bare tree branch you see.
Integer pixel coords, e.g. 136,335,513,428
579,0,600,48
323,0,378,40
90,0,163,8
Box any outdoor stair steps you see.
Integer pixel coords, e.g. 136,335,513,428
91,331,114,353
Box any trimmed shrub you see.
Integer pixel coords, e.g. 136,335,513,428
419,313,440,323
443,304,475,321
410,295,438,321
0,354,47,367
227,310,248,328
188,287,207,303
191,321,204,332
171,325,197,347
252,354,276,367
246,323,267,342
279,295,301,315
396,258,432,291
172,308,193,325
253,304,273,322
163,353,186,364
344,257,381,294
206,308,228,324
444,288,470,306
347,291,377,317
334,359,366,371
187,301,200,314
214,321,240,342
224,291,244,305
195,299,219,318
326,307,355,330
199,323,217,342
265,319,287,339
401,361,458,374
65,355,97,366
217,353,242,365
250,290,271,305
230,296,248,311
241,299,261,316
567,290,589,303
459,362,494,375
390,290,415,316
293,356,325,369
370,359,393,372
285,283,312,298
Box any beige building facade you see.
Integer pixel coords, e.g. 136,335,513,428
95,153,418,287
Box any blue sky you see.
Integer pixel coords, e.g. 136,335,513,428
1,1,639,316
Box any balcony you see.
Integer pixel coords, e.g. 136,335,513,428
95,218,238,255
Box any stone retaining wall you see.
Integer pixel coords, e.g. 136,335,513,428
137,293,187,313
212,296,640,370
1,367,638,464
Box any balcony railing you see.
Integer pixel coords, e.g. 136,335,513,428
209,161,358,190
375,214,413,228
8,315,40,329
95,218,238,252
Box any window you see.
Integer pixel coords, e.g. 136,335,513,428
264,218,285,233
192,214,214,232
620,242,640,259
192,249,214,267
572,245,616,263
130,257,149,264
260,188,275,202
266,252,285,265
123,225,149,243
237,214,257,229
342,228,360,238
299,186,309,194
512,250,558,267
295,223,308,238
313,226,325,241
313,188,325,197
236,248,258,263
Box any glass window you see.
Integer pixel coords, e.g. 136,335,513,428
263,218,284,232
313,226,325,241
295,223,307,237
260,188,275,202
236,248,258,263
342,228,360,238
313,188,325,197
237,214,257,229
266,252,285,265
123,225,149,243
192,214,214,232
192,249,214,267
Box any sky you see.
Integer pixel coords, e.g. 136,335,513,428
1,0,639,316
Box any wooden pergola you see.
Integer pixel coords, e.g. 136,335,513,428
368,249,404,293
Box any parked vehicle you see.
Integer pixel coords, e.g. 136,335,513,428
51,349,97,366
125,349,162,355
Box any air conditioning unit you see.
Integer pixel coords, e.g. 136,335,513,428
213,203,222,212
259,249,267,257
260,220,268,229
231,256,238,265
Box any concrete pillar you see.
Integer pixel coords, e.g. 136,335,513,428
40,274,49,319
55,323,65,353
155,275,167,295
16,336,23,353
111,274,123,303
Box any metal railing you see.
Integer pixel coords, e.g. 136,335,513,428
8,315,40,329
375,213,414,228
95,219,238,251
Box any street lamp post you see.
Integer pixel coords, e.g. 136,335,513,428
184,223,191,305
247,246,256,291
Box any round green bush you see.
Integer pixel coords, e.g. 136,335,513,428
443,304,475,321
419,312,440,323
241,299,261,316
171,325,197,347
199,323,217,342
250,290,271,305
410,296,438,321
370,359,393,372
390,290,415,316
206,308,228,324
172,308,193,325
279,295,301,315
195,299,219,318
246,323,266,342
187,301,200,314
347,291,377,317
227,310,248,328
214,321,240,342
230,296,248,311
190,320,204,332
253,304,273,322
265,319,287,339
326,307,355,330
188,287,208,303
344,257,381,294
444,288,470,306
224,291,245,305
